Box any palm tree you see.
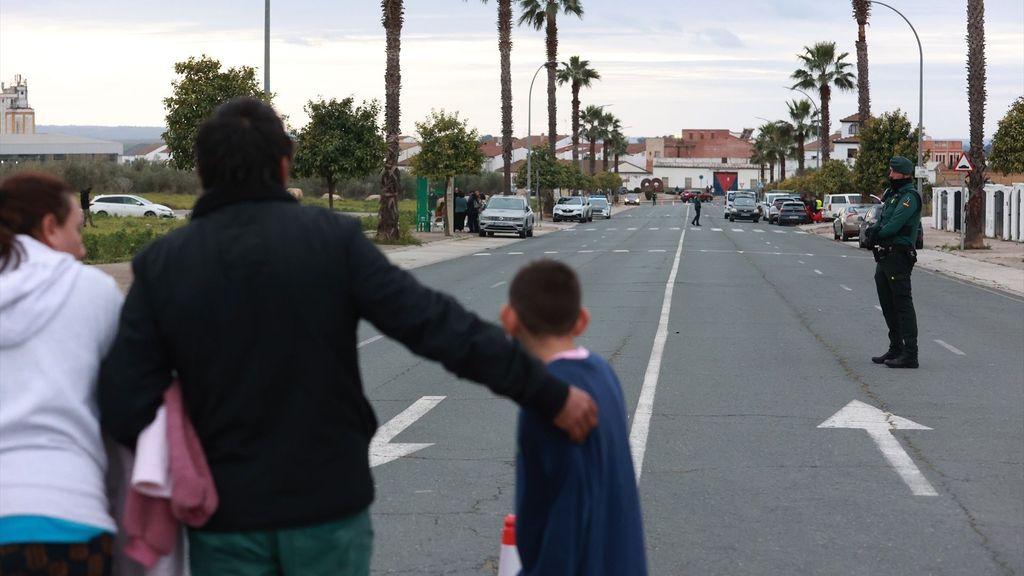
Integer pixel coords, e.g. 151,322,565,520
787,99,820,175
606,129,628,174
556,56,600,169
601,112,620,173
965,0,987,248
852,0,872,122
750,140,771,185
377,0,403,241
753,127,777,183
791,41,856,164
580,104,605,176
518,0,584,153
469,0,515,195
773,122,796,181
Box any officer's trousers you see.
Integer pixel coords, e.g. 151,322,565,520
874,249,918,355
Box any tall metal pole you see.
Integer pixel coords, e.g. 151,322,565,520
264,0,270,94
789,87,821,170
527,61,554,221
870,1,924,193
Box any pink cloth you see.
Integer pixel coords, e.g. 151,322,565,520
123,382,218,568
547,347,590,363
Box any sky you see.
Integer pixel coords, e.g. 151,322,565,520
1,0,1022,141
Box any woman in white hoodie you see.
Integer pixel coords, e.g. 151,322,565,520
0,172,124,574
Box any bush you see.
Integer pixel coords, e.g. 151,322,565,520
83,216,186,264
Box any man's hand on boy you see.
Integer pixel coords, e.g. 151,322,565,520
554,386,599,443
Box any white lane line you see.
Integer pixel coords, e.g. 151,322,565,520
508,252,523,255
732,228,744,232
631,204,689,481
841,255,848,258
489,281,506,289
648,227,660,230
875,305,883,312
670,227,681,230
627,227,638,231
585,228,597,231
798,260,805,264
814,269,823,275
711,227,723,231
614,249,629,253
773,230,786,234
358,335,384,348
648,249,667,253
472,253,492,256
754,229,765,233
840,284,853,291
935,340,966,356
795,231,809,235
544,251,558,254
579,250,595,253
370,396,446,468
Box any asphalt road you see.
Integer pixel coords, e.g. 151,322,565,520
356,201,1024,575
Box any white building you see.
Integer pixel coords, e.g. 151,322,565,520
651,158,762,192
1,75,35,135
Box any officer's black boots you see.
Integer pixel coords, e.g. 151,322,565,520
872,349,902,364
885,340,918,368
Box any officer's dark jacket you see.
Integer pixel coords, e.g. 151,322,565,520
877,181,921,247
100,185,569,532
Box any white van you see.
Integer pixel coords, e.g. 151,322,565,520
823,194,862,221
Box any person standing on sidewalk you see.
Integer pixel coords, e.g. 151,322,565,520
865,156,922,369
80,186,95,227
98,98,598,576
454,189,467,232
690,193,702,226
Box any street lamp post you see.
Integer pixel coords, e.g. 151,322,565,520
868,0,925,194
788,87,822,171
527,61,555,221
264,0,270,94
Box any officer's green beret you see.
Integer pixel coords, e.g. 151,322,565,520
890,156,914,175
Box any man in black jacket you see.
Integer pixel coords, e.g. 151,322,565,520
99,98,597,576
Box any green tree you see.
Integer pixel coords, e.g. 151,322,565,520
593,171,623,193
791,42,856,164
162,56,268,172
518,0,584,153
557,56,600,168
601,112,620,173
990,96,1024,175
292,97,386,212
411,110,486,235
515,145,562,190
605,130,628,174
965,0,987,248
378,0,405,242
853,110,919,196
814,160,855,195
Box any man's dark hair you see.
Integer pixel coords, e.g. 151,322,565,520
195,97,293,192
509,259,581,336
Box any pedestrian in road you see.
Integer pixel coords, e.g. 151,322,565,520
80,186,95,227
466,190,481,233
499,260,647,576
864,156,922,369
690,193,702,226
454,189,467,232
0,172,124,575
651,190,657,206
98,98,598,576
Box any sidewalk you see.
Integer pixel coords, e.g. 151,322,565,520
802,217,1024,297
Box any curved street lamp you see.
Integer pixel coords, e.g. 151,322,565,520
868,0,925,193
527,60,557,221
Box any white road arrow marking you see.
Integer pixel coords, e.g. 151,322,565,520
818,400,937,496
370,396,445,468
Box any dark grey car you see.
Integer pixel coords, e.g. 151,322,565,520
729,196,759,222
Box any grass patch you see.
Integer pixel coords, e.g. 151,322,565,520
83,215,186,264
137,192,198,211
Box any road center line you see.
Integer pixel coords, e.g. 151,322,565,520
934,339,966,356
543,251,558,254
840,284,853,291
490,281,506,289
814,269,823,275
630,205,688,482
358,335,383,348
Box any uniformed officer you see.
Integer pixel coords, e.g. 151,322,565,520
691,193,702,226
864,156,922,368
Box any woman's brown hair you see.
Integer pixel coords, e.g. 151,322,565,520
0,171,76,272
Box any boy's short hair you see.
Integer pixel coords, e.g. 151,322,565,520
509,259,581,336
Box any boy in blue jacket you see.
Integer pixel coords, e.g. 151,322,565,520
500,260,647,575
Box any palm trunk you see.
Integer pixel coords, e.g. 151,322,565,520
854,4,871,122
601,143,609,173
377,0,403,242
499,0,513,195
778,152,786,181
965,0,987,248
614,152,620,174
797,134,806,175
570,83,580,166
545,10,558,154
589,140,597,176
769,161,776,183
820,86,832,163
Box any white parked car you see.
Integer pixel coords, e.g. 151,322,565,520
552,196,592,222
479,195,534,238
90,195,175,218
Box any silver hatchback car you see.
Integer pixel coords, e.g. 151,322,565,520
479,195,535,238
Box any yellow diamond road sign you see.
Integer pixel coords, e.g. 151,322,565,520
953,153,975,172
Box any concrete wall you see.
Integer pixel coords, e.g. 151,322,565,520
932,184,1024,242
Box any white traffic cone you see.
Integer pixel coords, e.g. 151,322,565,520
497,513,522,576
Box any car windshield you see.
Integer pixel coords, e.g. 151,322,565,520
735,198,755,206
486,197,524,210
557,197,583,205
591,199,608,207
133,196,153,205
